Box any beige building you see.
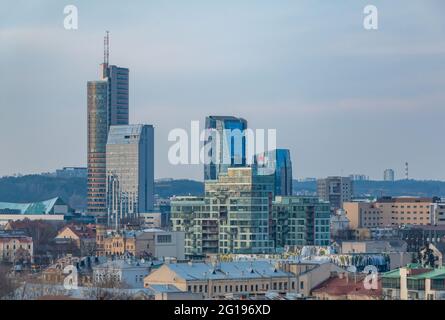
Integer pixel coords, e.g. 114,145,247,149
344,197,435,229
144,261,296,299
97,229,185,259
55,224,96,256
0,232,33,263
382,264,445,300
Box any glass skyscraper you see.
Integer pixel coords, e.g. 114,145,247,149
204,116,247,181
255,149,293,196
106,124,154,229
87,46,129,219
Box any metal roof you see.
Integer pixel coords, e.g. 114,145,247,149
164,261,292,281
0,197,62,214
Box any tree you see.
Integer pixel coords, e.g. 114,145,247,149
0,265,19,299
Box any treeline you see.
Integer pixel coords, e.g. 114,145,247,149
1,175,444,211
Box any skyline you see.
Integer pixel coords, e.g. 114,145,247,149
2,1,445,180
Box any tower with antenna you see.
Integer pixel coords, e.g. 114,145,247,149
100,31,110,79
405,162,409,180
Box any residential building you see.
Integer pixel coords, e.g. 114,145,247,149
399,225,445,253
93,259,153,289
255,149,293,196
139,212,168,229
432,202,445,225
384,169,395,182
278,260,347,297
0,231,33,263
99,229,184,260
135,229,185,260
376,197,436,226
170,196,206,258
317,177,353,211
272,196,331,248
330,209,350,238
87,34,129,219
344,197,438,229
382,264,445,300
144,261,296,299
106,124,154,229
54,224,96,256
312,273,382,300
0,197,72,222
205,167,275,255
343,201,383,229
203,116,247,181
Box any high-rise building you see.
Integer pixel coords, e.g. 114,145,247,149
205,167,274,255
255,149,293,196
317,176,353,211
203,116,247,181
171,167,274,258
384,169,395,182
106,125,154,229
272,196,331,247
87,33,129,219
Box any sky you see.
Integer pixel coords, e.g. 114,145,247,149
1,0,445,181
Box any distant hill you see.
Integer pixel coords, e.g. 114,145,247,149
293,180,445,198
0,175,204,211
1,175,444,211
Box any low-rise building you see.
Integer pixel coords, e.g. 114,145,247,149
344,197,439,229
144,261,296,299
312,273,382,300
54,224,96,256
93,259,154,289
0,231,33,263
382,264,445,300
98,229,184,260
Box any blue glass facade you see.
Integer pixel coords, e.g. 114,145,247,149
255,149,293,196
204,116,247,181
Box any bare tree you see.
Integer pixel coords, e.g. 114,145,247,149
0,264,19,299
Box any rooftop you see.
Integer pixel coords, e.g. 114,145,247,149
163,261,292,281
0,197,66,215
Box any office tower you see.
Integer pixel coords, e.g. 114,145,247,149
203,116,247,181
317,176,353,211
272,196,331,247
205,167,274,255
87,33,129,219
255,149,293,196
106,125,154,229
384,169,395,182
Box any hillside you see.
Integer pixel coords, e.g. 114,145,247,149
0,175,444,211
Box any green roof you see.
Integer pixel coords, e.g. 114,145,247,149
409,268,445,280
382,269,400,279
0,197,63,214
382,265,445,280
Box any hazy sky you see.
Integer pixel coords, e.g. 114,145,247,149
1,0,445,181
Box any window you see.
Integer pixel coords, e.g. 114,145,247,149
157,234,172,243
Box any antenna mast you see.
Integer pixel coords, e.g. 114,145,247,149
104,31,110,66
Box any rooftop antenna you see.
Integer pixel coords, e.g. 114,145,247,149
104,31,110,66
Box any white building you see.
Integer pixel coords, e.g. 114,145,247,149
93,259,153,289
